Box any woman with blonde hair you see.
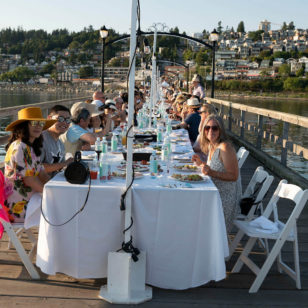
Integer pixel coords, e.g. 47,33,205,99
192,103,217,161
192,114,241,233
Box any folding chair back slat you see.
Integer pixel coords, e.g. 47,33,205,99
237,147,249,169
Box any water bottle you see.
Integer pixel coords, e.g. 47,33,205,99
99,153,109,181
164,135,172,155
153,116,157,129
157,127,162,143
150,151,158,178
111,134,118,152
102,136,108,154
161,143,170,175
94,137,102,160
166,119,172,134
161,142,169,162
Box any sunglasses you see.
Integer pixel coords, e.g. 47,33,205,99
30,120,45,127
54,116,71,124
204,125,219,132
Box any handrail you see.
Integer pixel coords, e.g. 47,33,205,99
206,98,308,128
0,97,89,118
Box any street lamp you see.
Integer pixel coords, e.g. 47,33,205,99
100,25,109,92
209,28,219,98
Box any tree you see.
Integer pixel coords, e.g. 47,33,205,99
281,22,288,31
248,30,264,42
40,63,56,76
296,66,305,77
288,21,295,30
278,64,291,77
79,66,93,78
195,50,208,66
237,21,245,33
217,21,223,34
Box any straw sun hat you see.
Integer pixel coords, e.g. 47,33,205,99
187,97,201,107
5,107,57,131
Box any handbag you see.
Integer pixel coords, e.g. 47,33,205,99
64,151,89,184
240,178,266,216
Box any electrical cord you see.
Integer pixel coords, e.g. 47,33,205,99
41,174,91,226
119,0,141,262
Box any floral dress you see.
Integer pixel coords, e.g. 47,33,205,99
4,140,44,223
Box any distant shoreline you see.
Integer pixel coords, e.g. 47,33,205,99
1,84,308,101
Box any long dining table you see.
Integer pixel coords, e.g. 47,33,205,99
36,129,229,290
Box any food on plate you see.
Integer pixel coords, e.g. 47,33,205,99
133,143,145,149
141,160,149,165
173,164,198,171
117,163,149,172
152,145,162,151
171,173,204,182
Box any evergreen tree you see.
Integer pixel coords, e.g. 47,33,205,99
281,22,288,31
288,21,295,30
217,21,223,34
237,21,245,33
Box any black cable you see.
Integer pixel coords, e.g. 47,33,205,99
41,175,92,226
119,0,141,262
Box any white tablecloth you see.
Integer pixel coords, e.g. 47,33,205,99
36,169,229,289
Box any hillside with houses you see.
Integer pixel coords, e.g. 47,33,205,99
0,20,307,92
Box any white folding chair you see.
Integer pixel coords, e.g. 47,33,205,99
228,166,274,259
231,180,308,293
0,204,40,279
237,147,249,169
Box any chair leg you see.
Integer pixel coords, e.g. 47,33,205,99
293,238,301,289
227,230,245,260
249,237,288,293
232,237,257,273
4,223,40,279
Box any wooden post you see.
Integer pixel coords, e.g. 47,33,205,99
256,115,263,150
228,104,232,131
281,121,289,166
240,110,246,139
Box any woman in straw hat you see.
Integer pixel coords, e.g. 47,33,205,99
3,107,56,223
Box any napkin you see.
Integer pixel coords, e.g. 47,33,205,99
81,151,96,159
249,216,279,234
172,144,190,153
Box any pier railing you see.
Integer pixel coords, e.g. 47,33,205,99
206,97,308,188
0,96,89,127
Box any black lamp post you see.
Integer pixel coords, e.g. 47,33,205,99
209,29,219,98
100,26,109,92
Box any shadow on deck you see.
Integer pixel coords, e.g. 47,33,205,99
0,154,307,307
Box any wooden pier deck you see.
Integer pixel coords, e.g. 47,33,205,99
0,153,307,307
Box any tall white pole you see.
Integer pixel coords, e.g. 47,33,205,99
124,0,138,243
99,1,152,303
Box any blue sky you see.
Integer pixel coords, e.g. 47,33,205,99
0,0,307,35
